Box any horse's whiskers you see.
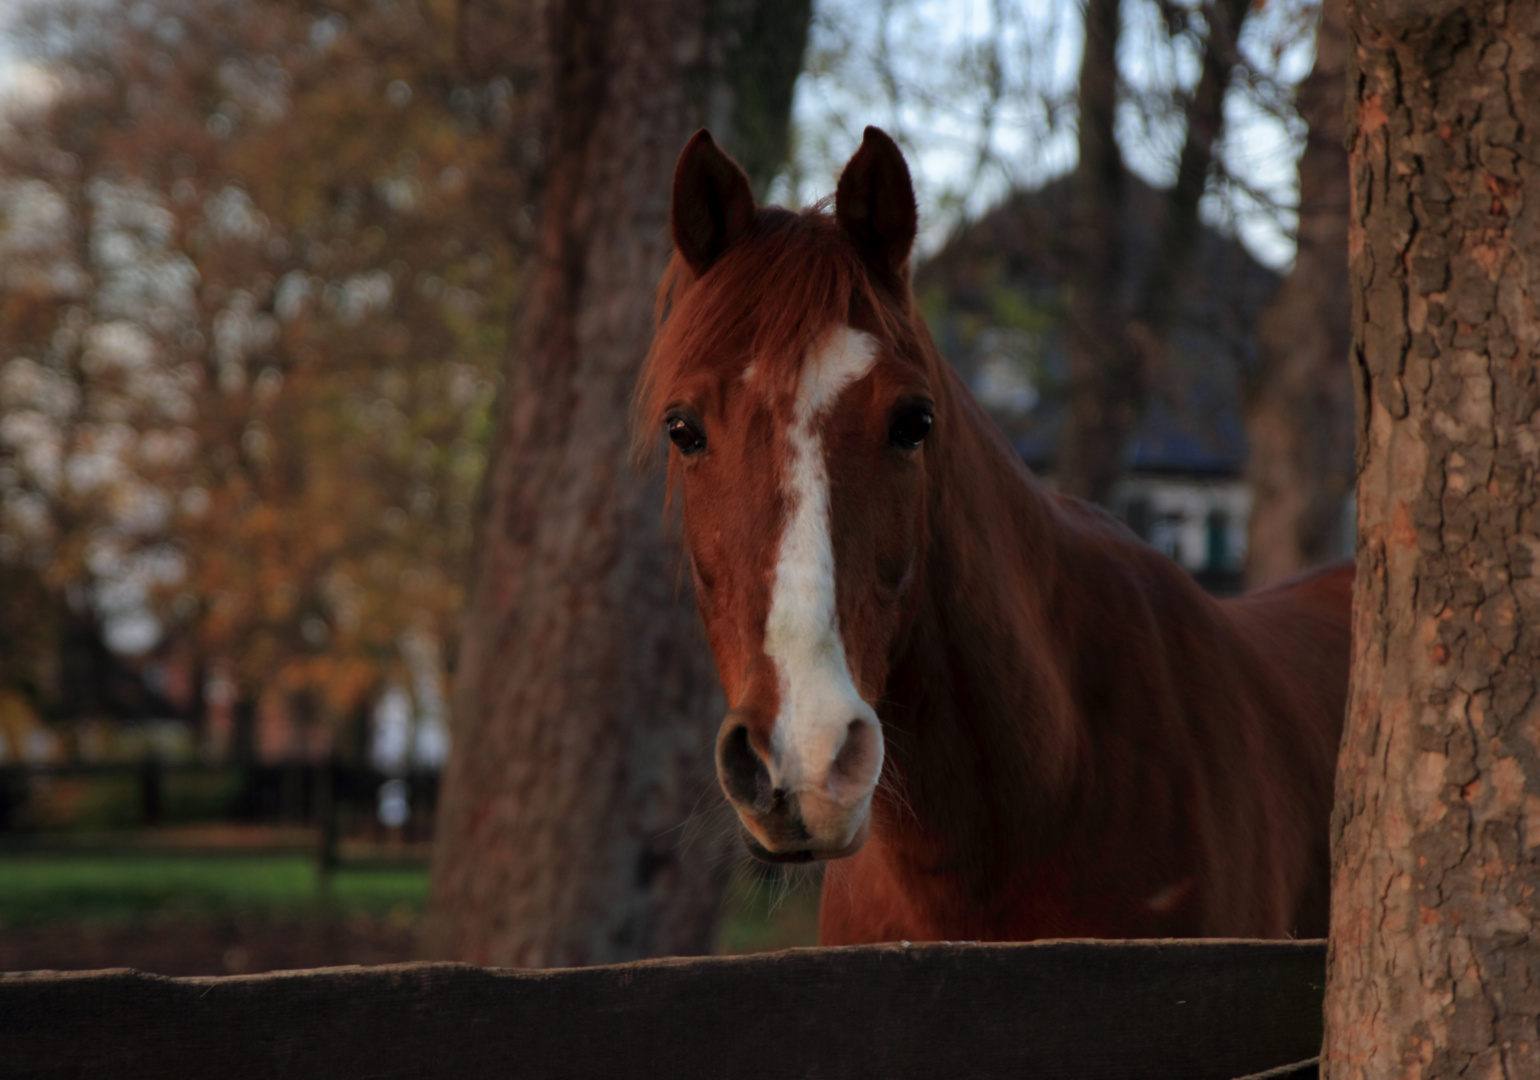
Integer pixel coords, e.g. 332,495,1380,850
875,773,919,828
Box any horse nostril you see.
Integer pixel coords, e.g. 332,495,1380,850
717,723,772,812
830,717,882,793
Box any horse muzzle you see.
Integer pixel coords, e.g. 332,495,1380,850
716,708,881,862
738,810,871,864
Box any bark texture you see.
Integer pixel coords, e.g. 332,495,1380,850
1325,3,1540,1077
698,0,812,200
1244,0,1355,587
426,0,808,967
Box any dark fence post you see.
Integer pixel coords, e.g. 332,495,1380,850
232,697,258,821
0,767,18,830
315,756,340,891
137,759,163,826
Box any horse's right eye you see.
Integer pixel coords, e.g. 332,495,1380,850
888,404,933,450
666,414,707,456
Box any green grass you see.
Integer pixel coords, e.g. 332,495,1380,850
0,850,817,954
0,854,428,928
714,861,822,954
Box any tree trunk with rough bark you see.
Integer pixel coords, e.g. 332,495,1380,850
1058,0,1252,506
1243,0,1354,588
426,0,809,968
1324,3,1540,1077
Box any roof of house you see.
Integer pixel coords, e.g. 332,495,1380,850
915,170,1280,477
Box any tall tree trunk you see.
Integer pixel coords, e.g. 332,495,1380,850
1129,0,1251,349
1243,0,1354,588
1058,0,1252,506
1057,0,1131,506
426,0,809,968
698,0,812,200
1324,3,1540,1077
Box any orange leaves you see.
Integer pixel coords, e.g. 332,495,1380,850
0,0,514,734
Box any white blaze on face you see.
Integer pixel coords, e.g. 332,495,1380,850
764,326,884,808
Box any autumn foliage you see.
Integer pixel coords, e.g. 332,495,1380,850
0,0,523,738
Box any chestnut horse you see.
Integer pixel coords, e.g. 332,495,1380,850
639,126,1351,944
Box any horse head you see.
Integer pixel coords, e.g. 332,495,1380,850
639,127,934,864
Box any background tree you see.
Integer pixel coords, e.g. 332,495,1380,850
1058,0,1256,505
0,0,513,748
1243,0,1353,587
785,0,1322,509
425,0,811,967
1325,2,1540,1076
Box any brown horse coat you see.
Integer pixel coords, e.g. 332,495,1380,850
640,128,1351,943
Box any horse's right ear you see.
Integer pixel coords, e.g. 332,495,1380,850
671,130,756,277
835,126,917,287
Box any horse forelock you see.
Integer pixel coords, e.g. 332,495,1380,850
633,205,908,472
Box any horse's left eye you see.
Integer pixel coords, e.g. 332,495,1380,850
666,413,707,456
888,405,933,450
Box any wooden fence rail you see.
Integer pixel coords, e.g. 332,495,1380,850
1,939,1324,1079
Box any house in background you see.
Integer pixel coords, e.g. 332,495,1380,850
916,170,1287,595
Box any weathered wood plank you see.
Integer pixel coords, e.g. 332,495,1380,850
1,939,1325,1080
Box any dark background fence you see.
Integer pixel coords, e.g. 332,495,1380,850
0,762,439,870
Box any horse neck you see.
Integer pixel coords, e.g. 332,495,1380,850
876,341,1086,868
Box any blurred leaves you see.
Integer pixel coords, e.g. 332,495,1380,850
0,0,1329,729
0,0,522,720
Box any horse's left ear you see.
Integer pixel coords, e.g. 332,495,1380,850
836,126,918,284
672,129,757,277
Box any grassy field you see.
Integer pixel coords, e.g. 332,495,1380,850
0,853,427,929
0,850,820,954
715,863,822,954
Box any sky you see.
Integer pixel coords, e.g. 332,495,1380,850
0,48,45,103
779,0,1320,270
0,0,1318,265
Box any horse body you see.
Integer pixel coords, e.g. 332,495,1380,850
643,127,1352,943
820,363,1351,942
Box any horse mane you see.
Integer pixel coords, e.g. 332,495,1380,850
633,204,907,469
